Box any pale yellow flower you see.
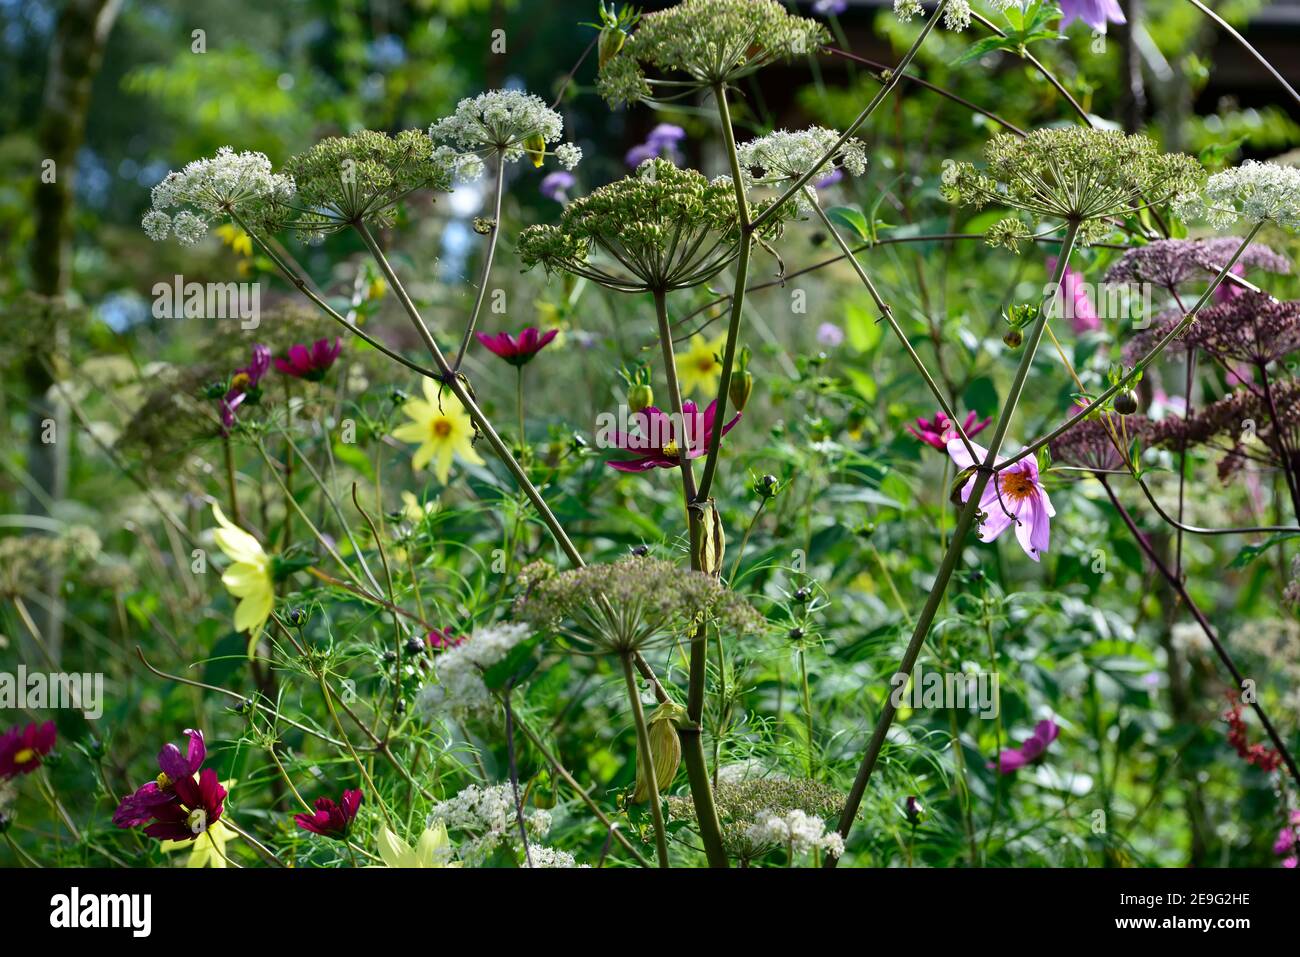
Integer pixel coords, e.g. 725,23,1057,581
676,334,727,396
372,823,461,868
211,503,273,650
391,378,485,484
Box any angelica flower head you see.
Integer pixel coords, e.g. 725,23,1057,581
513,554,765,654
1104,237,1290,291
736,127,868,213
667,776,845,862
143,147,295,245
1175,160,1300,231
746,808,845,860
518,157,784,293
283,129,453,235
417,621,532,718
429,90,581,170
942,128,1203,250
597,0,828,107
427,782,551,864
895,0,972,31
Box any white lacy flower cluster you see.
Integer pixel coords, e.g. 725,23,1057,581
142,147,294,245
522,845,588,868
428,783,552,863
417,621,532,718
1176,160,1300,231
894,0,971,31
429,90,582,171
736,127,868,212
745,808,845,859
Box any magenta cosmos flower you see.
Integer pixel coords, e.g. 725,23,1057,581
1059,0,1125,32
476,327,559,367
947,438,1055,561
295,789,363,840
220,343,271,433
990,719,1060,774
608,399,740,471
427,627,464,651
113,728,227,841
0,721,56,778
908,410,991,450
275,337,342,381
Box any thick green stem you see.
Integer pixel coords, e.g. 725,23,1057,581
827,219,1082,865
622,653,670,867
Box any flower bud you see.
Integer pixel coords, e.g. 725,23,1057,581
287,607,307,627
689,499,725,578
794,586,812,604
729,369,753,412
1114,389,1139,415
632,701,685,804
628,382,654,413
904,795,926,826
523,132,547,168
754,473,781,500
1002,329,1023,349
598,27,626,67
404,637,426,657
788,626,805,641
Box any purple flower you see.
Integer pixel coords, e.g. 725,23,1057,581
1059,0,1126,33
113,728,227,841
815,168,844,189
275,337,341,381
540,171,575,203
476,327,559,366
295,789,363,840
220,343,271,434
1048,257,1101,334
990,719,1060,774
814,0,849,14
625,124,686,168
947,438,1055,561
0,721,56,778
608,399,740,472
816,322,845,347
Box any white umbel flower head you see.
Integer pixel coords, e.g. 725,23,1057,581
427,782,552,863
736,126,868,212
895,0,971,30
142,147,295,244
522,845,588,868
417,621,532,717
745,808,845,859
429,90,581,170
1176,160,1300,231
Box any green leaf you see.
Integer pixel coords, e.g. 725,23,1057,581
844,301,884,354
1228,533,1300,569
951,36,1018,66
332,441,376,481
826,205,870,242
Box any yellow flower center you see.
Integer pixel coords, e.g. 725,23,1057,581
156,771,173,789
14,748,34,766
229,372,251,392
1001,471,1036,502
432,418,453,439
662,440,680,458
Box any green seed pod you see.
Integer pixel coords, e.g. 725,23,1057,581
689,498,725,578
1114,389,1139,415
729,369,753,412
632,701,685,803
1003,329,1023,349
598,27,626,68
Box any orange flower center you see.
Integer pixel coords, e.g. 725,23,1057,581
697,358,715,372
432,419,453,439
1001,471,1036,502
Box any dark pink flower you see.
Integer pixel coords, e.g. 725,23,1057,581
113,728,226,841
607,399,740,472
989,719,1060,774
907,410,990,450
275,337,342,381
476,327,559,367
427,627,464,651
295,789,363,840
220,344,271,434
0,721,56,778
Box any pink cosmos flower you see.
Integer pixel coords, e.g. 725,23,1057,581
220,343,271,434
947,438,1056,561
608,399,740,472
1048,257,1101,333
990,719,1060,774
0,721,56,778
1059,0,1125,33
427,627,465,651
476,327,559,367
295,789,363,840
275,337,342,381
908,410,991,451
